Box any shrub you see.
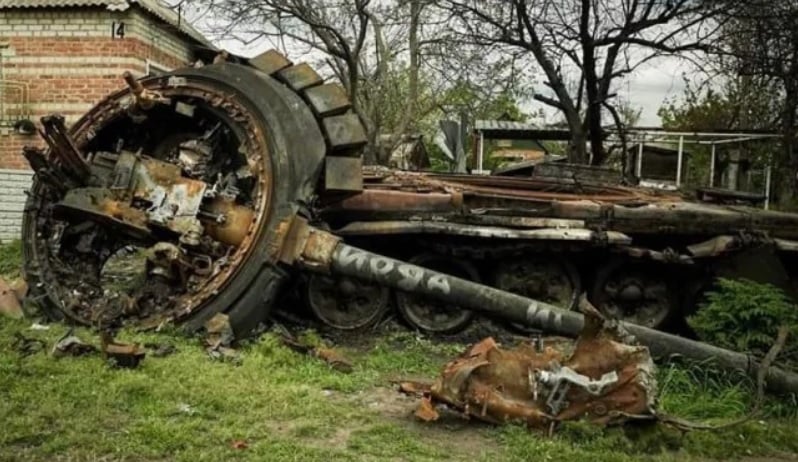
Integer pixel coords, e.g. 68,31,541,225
687,278,798,357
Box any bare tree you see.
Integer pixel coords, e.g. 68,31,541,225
201,1,381,158
188,0,530,167
444,0,730,165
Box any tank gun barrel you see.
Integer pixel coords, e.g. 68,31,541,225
290,223,798,395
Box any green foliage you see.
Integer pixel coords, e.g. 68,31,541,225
657,76,785,194
0,240,22,279
687,278,798,356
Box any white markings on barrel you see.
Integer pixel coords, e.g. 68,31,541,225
337,247,368,270
369,257,394,275
427,274,451,295
338,247,452,297
397,264,423,291
526,301,563,329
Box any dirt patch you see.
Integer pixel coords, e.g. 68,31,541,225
345,385,501,457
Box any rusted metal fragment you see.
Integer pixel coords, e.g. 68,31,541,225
331,189,462,212
301,228,341,272
231,440,249,450
123,71,166,110
305,83,351,117
204,314,242,364
278,63,324,92
53,152,210,245
278,215,312,265
101,333,146,368
410,306,656,428
203,197,256,247
205,313,235,350
39,114,91,183
335,220,632,244
464,215,585,229
0,277,23,319
415,395,440,422
322,112,368,151
22,146,70,194
279,331,354,373
249,49,292,75
276,215,341,271
314,346,354,373
325,156,364,192
398,380,432,396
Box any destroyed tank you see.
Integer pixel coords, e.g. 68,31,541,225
19,51,798,340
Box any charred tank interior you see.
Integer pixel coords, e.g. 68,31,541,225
23,74,269,328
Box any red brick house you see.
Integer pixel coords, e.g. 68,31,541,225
0,0,212,241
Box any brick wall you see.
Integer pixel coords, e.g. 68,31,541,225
0,6,198,168
0,169,32,243
0,5,203,241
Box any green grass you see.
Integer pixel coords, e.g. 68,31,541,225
0,239,22,279
2,318,798,462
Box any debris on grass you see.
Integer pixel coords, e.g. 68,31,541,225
145,342,177,357
207,345,242,364
100,332,146,368
231,439,249,450
204,313,235,349
313,346,354,373
203,313,242,364
403,305,656,429
11,332,46,357
177,403,196,415
279,329,354,373
52,329,97,358
0,277,23,319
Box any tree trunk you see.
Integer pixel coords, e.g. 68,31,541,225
403,0,421,134
586,104,606,165
570,128,589,165
579,0,606,166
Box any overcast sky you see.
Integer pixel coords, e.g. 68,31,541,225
622,59,693,126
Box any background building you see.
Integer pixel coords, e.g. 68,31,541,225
0,0,211,241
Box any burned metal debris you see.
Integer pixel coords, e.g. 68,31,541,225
101,332,146,368
278,328,354,373
400,305,655,428
0,277,24,319
21,65,284,331
204,313,241,364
